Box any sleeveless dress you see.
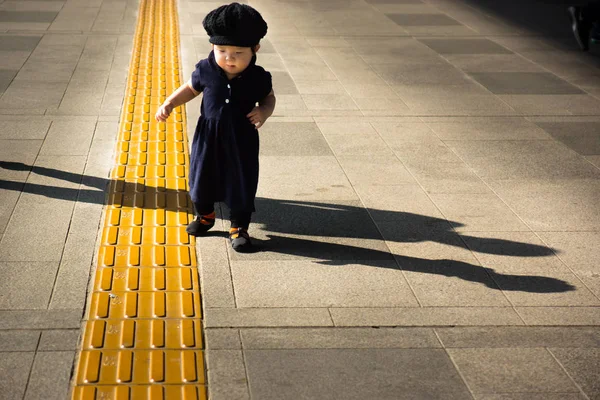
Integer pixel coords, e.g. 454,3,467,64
188,51,272,213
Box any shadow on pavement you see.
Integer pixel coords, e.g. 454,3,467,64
460,0,600,57
0,161,574,294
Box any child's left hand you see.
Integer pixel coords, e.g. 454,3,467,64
247,106,268,129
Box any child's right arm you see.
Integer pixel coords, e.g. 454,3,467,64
155,80,201,122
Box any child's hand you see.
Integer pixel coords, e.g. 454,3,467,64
247,106,269,129
155,101,174,122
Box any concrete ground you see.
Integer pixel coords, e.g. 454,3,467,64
1,0,600,399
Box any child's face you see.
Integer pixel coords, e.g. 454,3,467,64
213,45,258,77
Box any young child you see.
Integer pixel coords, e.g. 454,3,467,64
155,2,276,252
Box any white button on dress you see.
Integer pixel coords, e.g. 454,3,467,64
225,99,230,103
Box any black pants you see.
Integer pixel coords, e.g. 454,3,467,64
194,201,252,229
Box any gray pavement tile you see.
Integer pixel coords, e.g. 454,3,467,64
371,121,437,142
1,1,65,12
330,307,524,327
37,34,87,47
549,348,600,400
420,38,512,55
402,160,491,194
302,94,359,110
0,262,59,309
335,69,386,86
355,183,446,223
0,188,20,235
0,330,40,351
250,197,379,241
399,260,510,307
474,394,586,400
493,271,599,307
306,37,351,48
0,119,50,140
387,13,462,26
326,133,393,156
446,54,546,73
436,327,600,348
0,69,16,92
0,21,52,30
49,8,99,31
316,120,377,136
448,348,579,395
392,87,515,115
206,350,250,400
24,351,75,400
294,80,346,95
38,329,80,351
227,233,394,263
461,232,569,274
0,50,31,70
470,72,584,95
15,62,76,83
0,80,67,109
347,37,438,58
48,256,92,310
344,84,398,99
336,154,416,186
0,139,42,181
400,24,477,36
0,310,81,329
424,117,551,141
0,193,74,261
372,3,440,14
198,256,237,309
0,352,34,400
430,193,530,232
499,94,600,116
245,348,471,399
271,71,298,95
354,98,412,116
27,155,86,190
489,180,600,232
0,34,41,51
535,122,600,156
257,157,357,201
239,327,441,349
205,329,242,350
539,232,600,297
0,11,58,22
39,120,97,156
376,63,472,86
259,122,331,156
230,260,417,308
516,307,600,325
366,0,424,3
392,139,465,163
586,154,600,167
204,308,334,328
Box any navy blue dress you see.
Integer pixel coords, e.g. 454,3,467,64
189,51,272,214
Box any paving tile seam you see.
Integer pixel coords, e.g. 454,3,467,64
71,0,207,397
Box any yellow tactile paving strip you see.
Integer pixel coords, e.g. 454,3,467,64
71,0,207,398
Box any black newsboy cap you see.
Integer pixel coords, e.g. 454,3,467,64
203,2,268,47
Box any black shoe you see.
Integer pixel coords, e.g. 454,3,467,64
568,6,590,51
229,228,253,253
186,212,215,236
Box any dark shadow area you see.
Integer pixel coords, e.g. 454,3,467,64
459,0,600,57
0,161,574,294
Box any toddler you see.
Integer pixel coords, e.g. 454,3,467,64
155,2,276,252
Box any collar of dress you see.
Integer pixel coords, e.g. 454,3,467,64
208,50,257,81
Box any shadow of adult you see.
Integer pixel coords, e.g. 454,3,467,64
0,161,191,211
1,161,574,293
